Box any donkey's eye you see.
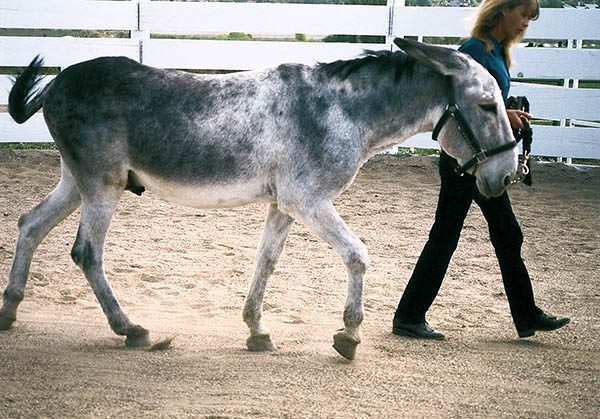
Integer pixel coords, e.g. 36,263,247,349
479,103,497,113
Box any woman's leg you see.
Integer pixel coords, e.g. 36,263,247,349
394,153,476,325
475,191,541,330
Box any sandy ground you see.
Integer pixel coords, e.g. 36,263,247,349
0,149,598,418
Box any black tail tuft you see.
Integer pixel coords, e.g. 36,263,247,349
8,55,46,124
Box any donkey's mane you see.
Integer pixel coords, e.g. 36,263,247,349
317,49,416,83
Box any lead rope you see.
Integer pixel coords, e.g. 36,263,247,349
508,96,533,186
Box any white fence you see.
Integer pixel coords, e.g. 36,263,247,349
1,0,599,159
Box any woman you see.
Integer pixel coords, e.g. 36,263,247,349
392,0,570,340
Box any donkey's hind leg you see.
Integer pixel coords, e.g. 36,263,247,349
294,199,369,360
0,161,81,330
72,186,150,348
243,203,294,352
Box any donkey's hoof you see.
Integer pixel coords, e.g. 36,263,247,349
0,314,15,331
247,334,277,352
124,325,151,348
333,329,361,360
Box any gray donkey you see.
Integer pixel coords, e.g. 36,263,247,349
1,38,518,360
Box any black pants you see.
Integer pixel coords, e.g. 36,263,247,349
393,152,541,331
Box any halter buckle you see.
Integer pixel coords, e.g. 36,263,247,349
474,149,488,163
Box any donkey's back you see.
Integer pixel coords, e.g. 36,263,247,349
43,57,318,207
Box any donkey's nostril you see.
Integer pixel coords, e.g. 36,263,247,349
504,174,512,186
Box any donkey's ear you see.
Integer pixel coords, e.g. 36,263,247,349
393,38,465,76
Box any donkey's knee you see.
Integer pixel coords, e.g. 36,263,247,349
344,241,370,278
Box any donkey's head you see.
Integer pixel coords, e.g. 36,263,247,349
394,38,518,198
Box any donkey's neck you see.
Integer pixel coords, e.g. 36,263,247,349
345,68,449,159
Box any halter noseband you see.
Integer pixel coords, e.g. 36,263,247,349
432,77,518,176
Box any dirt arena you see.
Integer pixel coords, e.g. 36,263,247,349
0,149,598,418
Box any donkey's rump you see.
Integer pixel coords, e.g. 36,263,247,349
44,58,276,186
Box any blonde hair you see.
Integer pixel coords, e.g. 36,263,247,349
471,0,540,67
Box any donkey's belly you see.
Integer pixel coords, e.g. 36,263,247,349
133,170,271,208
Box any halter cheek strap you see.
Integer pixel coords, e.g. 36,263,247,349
431,79,518,176
432,103,518,175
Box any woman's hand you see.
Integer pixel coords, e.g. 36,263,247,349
507,109,531,129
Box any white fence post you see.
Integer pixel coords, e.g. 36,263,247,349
131,0,149,63
559,38,584,165
565,39,584,164
384,0,402,154
386,0,397,47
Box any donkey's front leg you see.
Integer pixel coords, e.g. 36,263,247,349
243,204,294,352
72,195,150,347
297,199,369,360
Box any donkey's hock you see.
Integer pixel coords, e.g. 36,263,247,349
1,38,517,360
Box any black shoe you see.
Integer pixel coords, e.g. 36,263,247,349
518,312,570,338
392,321,445,340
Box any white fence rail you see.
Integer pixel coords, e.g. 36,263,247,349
1,0,599,159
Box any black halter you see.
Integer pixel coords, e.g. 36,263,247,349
432,78,518,176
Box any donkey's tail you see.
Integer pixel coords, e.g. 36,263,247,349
8,55,49,124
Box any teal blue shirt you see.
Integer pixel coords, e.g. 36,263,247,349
459,36,510,103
